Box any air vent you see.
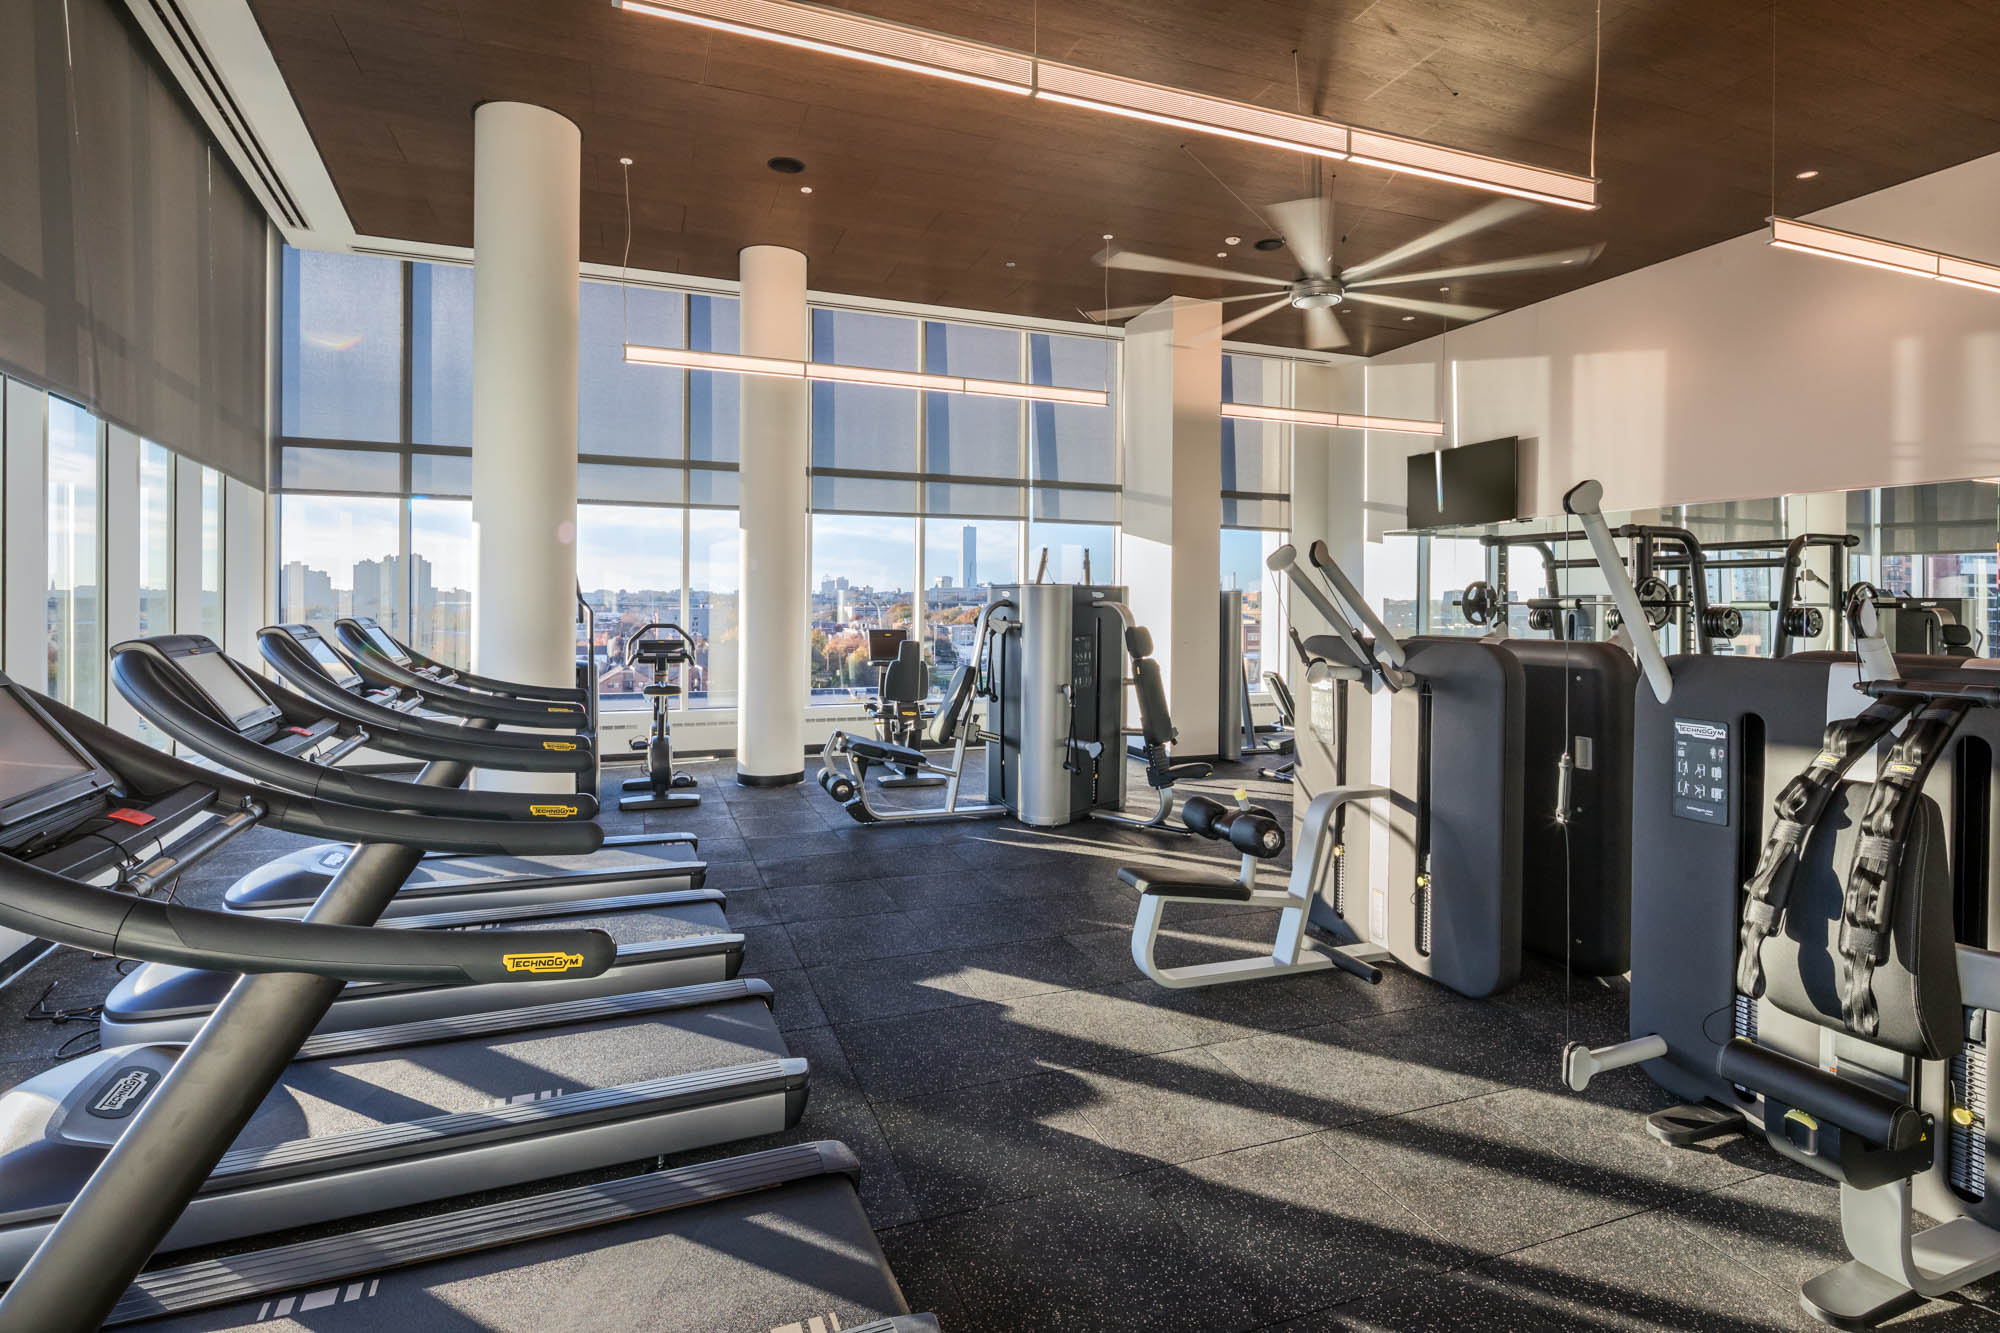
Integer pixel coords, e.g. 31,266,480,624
143,0,310,231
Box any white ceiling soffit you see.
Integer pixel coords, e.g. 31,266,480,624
123,0,353,246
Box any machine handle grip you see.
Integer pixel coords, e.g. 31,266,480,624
0,854,615,983
259,790,604,856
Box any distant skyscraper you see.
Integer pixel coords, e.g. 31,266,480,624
961,525,977,589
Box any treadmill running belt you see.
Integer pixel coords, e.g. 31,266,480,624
116,1147,917,1332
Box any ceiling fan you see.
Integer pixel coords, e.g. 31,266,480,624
1089,195,1604,350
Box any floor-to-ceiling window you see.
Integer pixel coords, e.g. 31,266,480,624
1219,354,1292,687
277,494,403,630
46,399,103,717
199,466,225,641
408,497,472,667
276,251,747,707
137,441,174,637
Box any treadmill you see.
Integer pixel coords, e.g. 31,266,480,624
0,648,807,1281
0,665,927,1333
224,621,708,917
99,633,746,1042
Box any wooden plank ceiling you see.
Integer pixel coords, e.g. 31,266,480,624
249,0,2000,354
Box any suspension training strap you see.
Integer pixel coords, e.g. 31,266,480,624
1735,693,1913,997
1836,696,1973,1037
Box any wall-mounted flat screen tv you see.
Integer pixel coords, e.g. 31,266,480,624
1404,436,1520,530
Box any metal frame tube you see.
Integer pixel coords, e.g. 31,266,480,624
1563,480,1674,704
0,755,471,1333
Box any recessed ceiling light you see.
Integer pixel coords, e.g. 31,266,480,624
1225,235,1242,245
619,156,634,166
1439,285,1449,292
1254,237,1284,251
767,156,806,174
1005,260,1016,267
1102,233,1114,240
1402,315,1416,321
799,185,813,194
1216,251,1228,258
1795,168,1820,180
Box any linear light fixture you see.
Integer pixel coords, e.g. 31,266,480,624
1034,63,1350,161
1222,401,1446,437
611,0,1596,210
1769,217,2000,295
623,343,1109,405
613,0,1035,95
1347,128,1597,211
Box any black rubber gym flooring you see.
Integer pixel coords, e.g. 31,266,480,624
8,755,2000,1330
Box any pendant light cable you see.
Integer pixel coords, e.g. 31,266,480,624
1588,0,1602,179
619,156,635,344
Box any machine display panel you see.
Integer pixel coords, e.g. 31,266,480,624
363,623,407,663
0,692,94,806
179,651,276,729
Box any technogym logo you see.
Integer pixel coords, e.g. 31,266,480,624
1674,720,1726,742
86,1065,156,1119
502,951,586,974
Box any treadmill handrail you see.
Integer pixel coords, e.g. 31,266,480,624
1564,479,1675,704
330,621,590,730
370,618,589,707
42,698,601,858
110,647,601,825
257,630,594,772
0,850,614,984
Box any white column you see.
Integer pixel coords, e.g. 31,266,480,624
470,103,581,791
1119,297,1223,756
735,245,809,784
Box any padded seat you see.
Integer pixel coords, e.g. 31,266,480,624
1117,867,1252,901
643,683,681,698
1164,761,1213,782
846,737,928,770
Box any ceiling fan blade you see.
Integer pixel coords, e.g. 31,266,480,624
1345,243,1606,291
1303,305,1348,350
1085,290,1279,322
1343,292,1498,322
1100,250,1291,287
1339,198,1537,284
1212,296,1295,340
1265,197,1334,279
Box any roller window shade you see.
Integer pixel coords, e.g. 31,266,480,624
0,0,268,487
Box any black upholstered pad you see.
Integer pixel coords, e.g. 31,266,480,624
1760,781,1961,1061
847,737,928,770
1117,867,1253,901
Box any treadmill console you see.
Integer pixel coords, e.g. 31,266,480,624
351,618,412,666
277,625,367,693
0,677,117,838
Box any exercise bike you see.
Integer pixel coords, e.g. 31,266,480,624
619,622,701,813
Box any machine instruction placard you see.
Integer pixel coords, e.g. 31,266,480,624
1671,718,1729,825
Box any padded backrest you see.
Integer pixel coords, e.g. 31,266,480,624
881,640,927,704
1130,657,1176,747
1941,623,1976,656
929,662,977,744
1265,672,1296,723
1761,782,1962,1061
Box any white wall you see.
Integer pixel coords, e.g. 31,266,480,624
1360,149,2000,527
